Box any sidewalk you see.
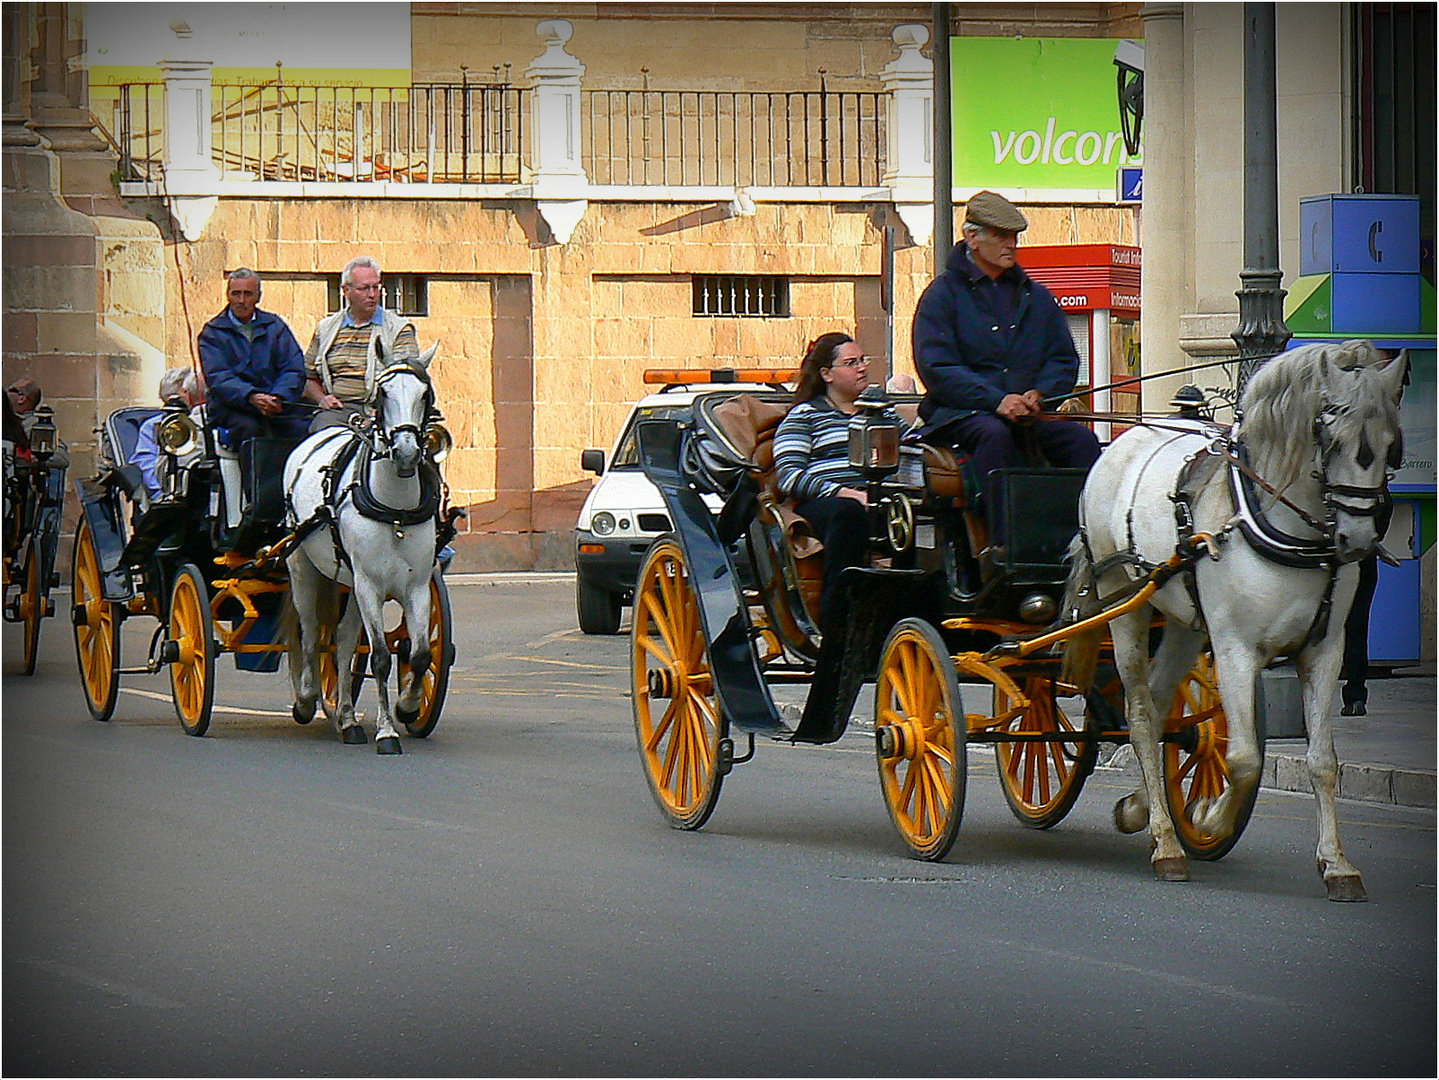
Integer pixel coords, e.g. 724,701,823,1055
1263,670,1436,809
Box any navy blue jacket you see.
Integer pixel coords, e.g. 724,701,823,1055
912,244,1080,438
197,308,306,430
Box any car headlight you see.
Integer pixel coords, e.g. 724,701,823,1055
425,423,452,463
591,511,616,536
157,413,200,457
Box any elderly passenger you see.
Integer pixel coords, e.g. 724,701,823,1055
302,256,420,433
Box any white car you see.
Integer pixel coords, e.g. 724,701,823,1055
574,375,787,634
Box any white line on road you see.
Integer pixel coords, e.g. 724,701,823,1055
21,958,184,1009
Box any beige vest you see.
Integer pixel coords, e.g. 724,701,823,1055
311,308,412,402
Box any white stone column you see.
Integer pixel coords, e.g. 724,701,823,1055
1137,3,1190,412
159,56,219,239
879,24,934,246
525,19,588,244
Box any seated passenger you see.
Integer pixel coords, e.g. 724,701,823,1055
912,190,1100,544
302,256,420,433
198,268,308,449
6,377,69,468
133,368,205,500
773,332,897,627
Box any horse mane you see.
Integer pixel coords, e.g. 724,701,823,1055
1236,339,1394,493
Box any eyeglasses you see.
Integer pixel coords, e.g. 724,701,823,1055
829,356,869,369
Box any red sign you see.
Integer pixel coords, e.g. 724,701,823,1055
1020,244,1141,316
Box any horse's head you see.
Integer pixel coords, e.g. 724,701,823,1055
1239,340,1407,563
373,362,434,478
1315,348,1408,562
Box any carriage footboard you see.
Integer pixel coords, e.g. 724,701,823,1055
793,567,946,744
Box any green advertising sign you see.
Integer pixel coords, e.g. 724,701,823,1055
952,37,1142,190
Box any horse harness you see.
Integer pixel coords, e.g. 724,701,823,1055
285,368,443,571
1083,408,1395,649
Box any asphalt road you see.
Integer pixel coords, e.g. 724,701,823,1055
4,576,1435,1077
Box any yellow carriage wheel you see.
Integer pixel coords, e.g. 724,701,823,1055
71,520,120,721
993,675,1100,829
874,618,966,861
1163,651,1259,861
20,539,43,676
631,538,727,831
168,563,216,737
395,572,453,738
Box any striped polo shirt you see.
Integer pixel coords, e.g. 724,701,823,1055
773,396,897,501
305,311,419,404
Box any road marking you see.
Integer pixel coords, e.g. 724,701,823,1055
318,800,477,831
996,940,1295,1008
21,958,184,1009
120,686,289,717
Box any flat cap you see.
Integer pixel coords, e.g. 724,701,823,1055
964,190,1028,232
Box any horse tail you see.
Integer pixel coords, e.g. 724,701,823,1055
1060,533,1103,693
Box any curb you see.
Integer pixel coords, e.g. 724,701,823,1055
1263,751,1437,810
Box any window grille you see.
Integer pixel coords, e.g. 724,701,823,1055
327,273,429,317
692,275,789,318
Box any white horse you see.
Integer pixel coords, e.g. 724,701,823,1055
285,354,441,754
1064,340,1406,899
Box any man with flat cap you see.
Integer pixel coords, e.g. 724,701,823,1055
912,190,1100,545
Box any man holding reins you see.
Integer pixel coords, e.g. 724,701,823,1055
303,256,420,433
912,190,1100,545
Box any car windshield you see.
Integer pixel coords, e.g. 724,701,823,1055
609,403,695,469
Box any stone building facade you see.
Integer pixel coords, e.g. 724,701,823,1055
8,3,1142,570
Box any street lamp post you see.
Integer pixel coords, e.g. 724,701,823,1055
932,2,953,273
1231,2,1292,390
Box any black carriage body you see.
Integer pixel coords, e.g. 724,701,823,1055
634,390,1085,744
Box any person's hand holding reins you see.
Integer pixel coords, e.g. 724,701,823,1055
997,392,1042,423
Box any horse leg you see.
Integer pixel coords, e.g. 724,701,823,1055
1147,622,1212,829
352,583,402,755
1111,609,1189,880
1297,638,1367,901
1190,636,1266,844
332,592,368,745
286,550,323,725
393,579,432,728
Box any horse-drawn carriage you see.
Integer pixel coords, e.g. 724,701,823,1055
628,342,1406,899
70,360,460,752
4,405,67,675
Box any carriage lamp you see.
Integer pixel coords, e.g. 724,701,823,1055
425,422,453,463
28,406,57,457
846,387,902,481
157,412,201,458
1169,385,1211,421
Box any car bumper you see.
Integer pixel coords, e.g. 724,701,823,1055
574,530,658,598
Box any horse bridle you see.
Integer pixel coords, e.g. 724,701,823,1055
1312,400,1398,536
371,364,435,455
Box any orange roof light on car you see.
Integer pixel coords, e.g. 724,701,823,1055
642,368,796,390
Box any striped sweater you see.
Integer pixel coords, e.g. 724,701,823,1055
774,396,898,501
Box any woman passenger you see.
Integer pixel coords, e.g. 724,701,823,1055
773,332,895,627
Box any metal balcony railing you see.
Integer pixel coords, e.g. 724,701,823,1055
106,80,886,190
582,86,886,188
110,81,528,184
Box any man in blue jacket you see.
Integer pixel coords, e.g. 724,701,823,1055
912,190,1100,543
198,268,309,448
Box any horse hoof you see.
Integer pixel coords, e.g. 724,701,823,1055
292,701,315,725
1113,796,1146,834
1152,857,1189,882
376,736,403,756
1325,875,1368,902
340,726,367,745
395,703,419,728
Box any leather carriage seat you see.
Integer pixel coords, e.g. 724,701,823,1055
708,394,824,557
